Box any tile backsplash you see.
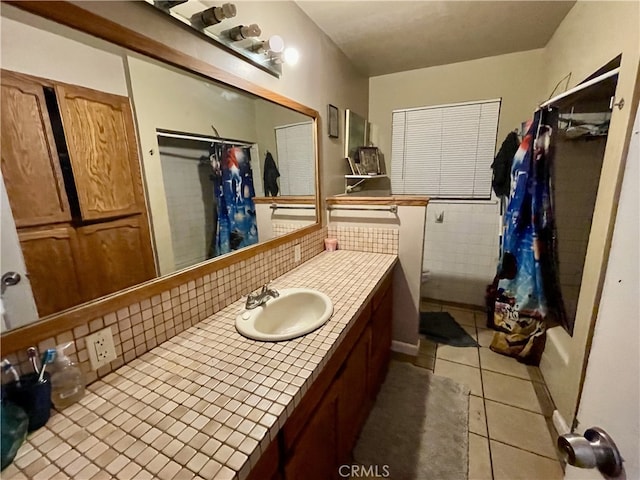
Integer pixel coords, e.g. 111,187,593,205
327,225,399,255
4,227,328,386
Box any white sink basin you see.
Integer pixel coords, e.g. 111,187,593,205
235,288,333,341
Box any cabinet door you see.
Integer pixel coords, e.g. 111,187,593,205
18,226,85,316
1,71,71,227
56,84,145,221
285,382,339,480
369,287,393,397
339,326,371,459
76,216,155,300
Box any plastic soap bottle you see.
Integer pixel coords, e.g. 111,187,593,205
50,343,85,409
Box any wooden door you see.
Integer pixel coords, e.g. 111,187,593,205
1,70,71,227
76,216,155,300
285,382,339,480
339,326,371,459
55,84,145,221
18,226,85,316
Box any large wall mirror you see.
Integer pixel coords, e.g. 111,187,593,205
0,3,319,333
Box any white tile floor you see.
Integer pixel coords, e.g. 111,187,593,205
414,301,564,480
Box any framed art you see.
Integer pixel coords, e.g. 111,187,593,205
357,146,380,175
328,104,339,138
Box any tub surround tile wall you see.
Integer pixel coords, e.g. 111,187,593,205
422,201,501,306
4,251,397,480
4,227,328,386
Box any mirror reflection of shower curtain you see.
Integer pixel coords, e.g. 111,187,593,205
208,143,258,257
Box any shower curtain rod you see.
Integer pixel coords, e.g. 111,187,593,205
539,67,620,109
156,129,254,147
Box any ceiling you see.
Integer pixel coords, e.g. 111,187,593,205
296,1,576,77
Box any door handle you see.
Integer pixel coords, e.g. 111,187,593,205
558,427,623,477
1,272,21,295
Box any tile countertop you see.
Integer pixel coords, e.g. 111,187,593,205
5,250,397,480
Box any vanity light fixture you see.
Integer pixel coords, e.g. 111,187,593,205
284,47,300,66
250,35,285,55
223,24,261,42
154,0,188,10
190,3,237,30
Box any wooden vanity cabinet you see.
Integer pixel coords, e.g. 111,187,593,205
277,270,394,480
284,381,340,480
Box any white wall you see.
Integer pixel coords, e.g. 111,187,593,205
72,0,369,199
369,49,547,171
369,49,546,307
327,205,427,351
422,201,500,306
126,55,259,275
0,13,127,95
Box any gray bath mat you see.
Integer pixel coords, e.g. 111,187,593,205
420,311,479,347
354,361,470,480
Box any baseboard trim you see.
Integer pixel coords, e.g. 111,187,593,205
552,409,570,435
391,340,419,356
421,297,485,312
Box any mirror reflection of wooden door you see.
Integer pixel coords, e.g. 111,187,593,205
76,217,155,300
0,175,39,331
18,227,86,317
55,84,145,221
0,71,71,227
1,70,156,321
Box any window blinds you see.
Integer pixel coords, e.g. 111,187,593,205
275,121,315,196
391,99,500,198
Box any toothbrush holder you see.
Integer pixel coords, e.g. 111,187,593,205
5,373,52,431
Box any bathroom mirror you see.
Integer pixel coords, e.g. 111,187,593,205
0,3,319,331
344,108,368,160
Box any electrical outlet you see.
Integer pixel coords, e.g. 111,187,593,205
86,327,117,370
294,244,301,262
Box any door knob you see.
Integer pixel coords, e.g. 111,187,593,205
558,427,623,477
1,272,21,295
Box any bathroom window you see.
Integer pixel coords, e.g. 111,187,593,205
391,99,501,198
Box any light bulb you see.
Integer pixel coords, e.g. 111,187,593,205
190,3,237,29
284,47,299,66
251,35,284,54
224,24,261,42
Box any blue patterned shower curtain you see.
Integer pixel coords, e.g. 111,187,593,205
492,108,565,364
209,143,258,257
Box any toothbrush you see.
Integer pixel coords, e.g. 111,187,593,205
1,359,20,386
27,347,40,375
38,349,55,383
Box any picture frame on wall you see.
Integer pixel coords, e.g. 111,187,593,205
328,104,339,138
345,157,357,175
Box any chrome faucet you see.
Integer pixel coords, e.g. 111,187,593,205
245,282,279,310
